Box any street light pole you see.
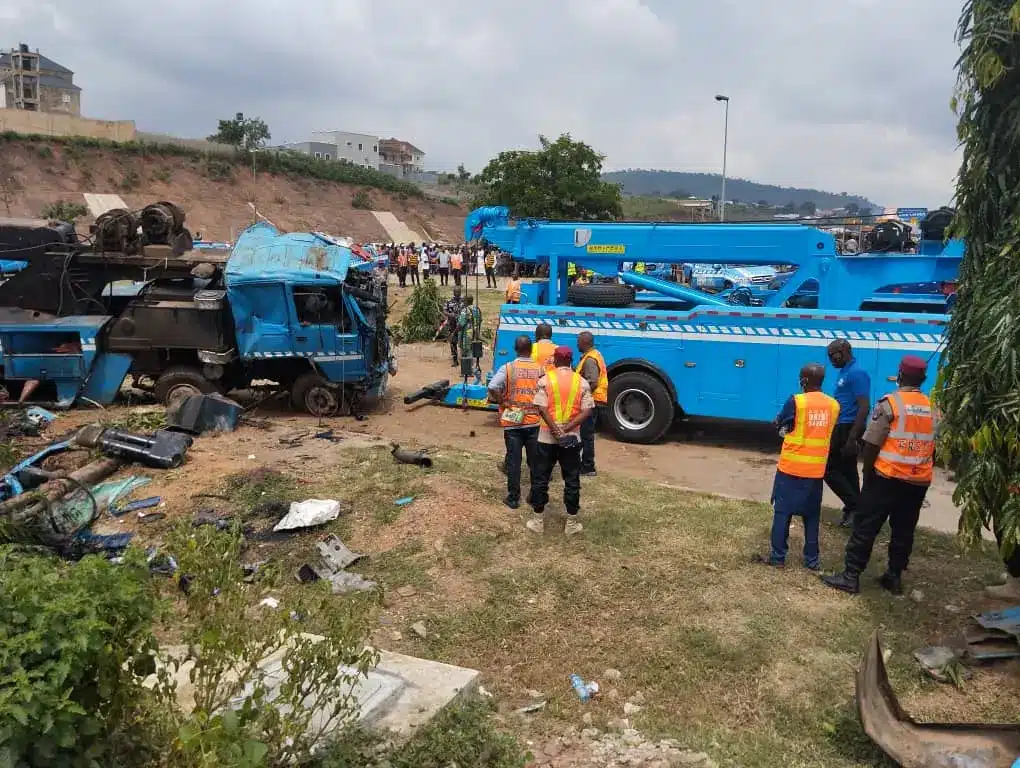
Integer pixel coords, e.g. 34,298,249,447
715,94,730,222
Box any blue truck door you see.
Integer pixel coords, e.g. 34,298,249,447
291,285,366,380
229,282,292,358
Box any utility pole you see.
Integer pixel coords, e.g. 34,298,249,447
715,95,730,222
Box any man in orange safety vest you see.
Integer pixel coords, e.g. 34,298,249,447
527,346,594,536
823,355,936,595
531,323,556,372
487,335,543,510
755,363,839,569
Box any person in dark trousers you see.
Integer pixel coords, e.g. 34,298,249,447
825,340,870,527
436,287,463,366
822,355,937,595
407,245,420,286
526,346,594,536
438,248,450,286
395,247,408,288
488,336,543,509
484,248,497,288
754,364,840,569
456,294,483,376
575,331,608,476
451,249,464,287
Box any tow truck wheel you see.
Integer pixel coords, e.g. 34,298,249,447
154,366,217,405
292,373,341,417
606,371,674,444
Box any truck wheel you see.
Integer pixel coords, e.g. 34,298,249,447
154,366,216,405
606,371,674,444
292,373,341,417
567,282,635,308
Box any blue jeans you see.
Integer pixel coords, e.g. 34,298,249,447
769,470,823,567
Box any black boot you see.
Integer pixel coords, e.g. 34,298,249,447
878,571,903,595
839,510,854,528
821,571,860,594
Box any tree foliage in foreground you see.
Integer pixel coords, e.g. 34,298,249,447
473,134,623,220
939,0,1020,548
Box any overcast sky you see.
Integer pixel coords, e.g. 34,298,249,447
2,0,964,207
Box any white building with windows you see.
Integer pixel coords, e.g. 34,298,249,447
278,131,380,168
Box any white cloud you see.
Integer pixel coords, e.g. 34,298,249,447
4,0,964,206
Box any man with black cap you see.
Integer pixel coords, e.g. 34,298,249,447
822,355,937,595
527,345,595,536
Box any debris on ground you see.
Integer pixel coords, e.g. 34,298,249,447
165,393,243,435
515,700,547,715
912,646,971,685
73,424,193,469
314,429,344,443
567,728,718,767
394,496,415,506
410,621,428,639
137,510,166,523
603,667,623,682
396,585,418,598
966,606,1020,660
295,533,376,594
272,499,344,532
390,443,433,468
858,631,1020,768
570,674,600,702
109,494,161,517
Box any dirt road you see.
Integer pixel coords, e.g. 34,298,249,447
343,342,964,535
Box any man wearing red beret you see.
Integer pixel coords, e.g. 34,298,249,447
823,355,937,595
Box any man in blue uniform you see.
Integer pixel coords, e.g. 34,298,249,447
825,340,871,527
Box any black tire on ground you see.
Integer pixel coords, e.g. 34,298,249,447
292,372,342,417
606,370,674,444
566,282,635,308
153,366,217,405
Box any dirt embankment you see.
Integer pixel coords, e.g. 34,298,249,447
0,140,468,243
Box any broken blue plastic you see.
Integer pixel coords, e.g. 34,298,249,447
395,496,415,506
973,606,1020,640
0,439,73,500
25,406,56,426
110,495,161,517
50,476,151,534
74,530,135,552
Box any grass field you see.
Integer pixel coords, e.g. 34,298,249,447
196,444,1017,768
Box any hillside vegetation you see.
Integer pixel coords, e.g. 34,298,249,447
604,169,877,211
0,134,467,243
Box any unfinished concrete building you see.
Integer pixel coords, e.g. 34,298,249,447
0,44,81,116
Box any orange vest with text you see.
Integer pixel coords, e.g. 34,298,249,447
539,368,585,438
777,391,840,479
531,339,556,372
873,390,935,484
576,348,608,405
499,359,543,428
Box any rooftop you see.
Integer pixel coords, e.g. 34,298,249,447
0,49,73,76
226,224,359,285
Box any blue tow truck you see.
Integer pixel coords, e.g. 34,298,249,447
410,206,960,443
0,208,393,414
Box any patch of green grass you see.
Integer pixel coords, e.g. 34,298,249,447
100,408,167,433
222,467,300,509
359,539,432,591
447,530,504,567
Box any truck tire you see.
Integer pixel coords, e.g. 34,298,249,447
292,373,342,417
567,282,635,308
154,366,217,405
606,370,674,444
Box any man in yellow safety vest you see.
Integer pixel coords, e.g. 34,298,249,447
531,323,556,372
527,346,595,536
755,363,839,569
576,331,608,476
487,335,543,509
505,269,522,304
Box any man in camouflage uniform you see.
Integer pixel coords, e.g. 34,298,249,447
457,295,483,376
438,287,464,366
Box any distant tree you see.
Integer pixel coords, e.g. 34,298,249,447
209,112,271,151
798,201,817,216
845,202,860,216
757,199,770,207
457,163,471,182
781,201,797,214
668,188,693,199
0,159,23,215
473,134,623,220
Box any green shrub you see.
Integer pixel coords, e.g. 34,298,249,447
0,546,161,766
121,168,141,191
151,167,173,183
205,158,234,181
351,189,372,210
440,196,459,206
35,145,52,159
40,200,89,223
399,280,444,342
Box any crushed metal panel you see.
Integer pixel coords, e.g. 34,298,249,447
973,606,1020,640
857,631,1020,768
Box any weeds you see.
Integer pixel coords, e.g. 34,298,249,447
351,189,372,210
151,166,173,183
399,281,444,343
222,467,299,509
101,408,167,433
40,200,89,222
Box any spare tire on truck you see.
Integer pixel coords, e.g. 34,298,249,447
606,370,674,444
567,282,635,308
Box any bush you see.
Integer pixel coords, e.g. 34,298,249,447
399,280,444,342
351,189,372,210
440,196,460,206
0,546,162,766
40,200,89,223
121,168,141,191
205,158,234,181
35,145,52,159
151,167,173,183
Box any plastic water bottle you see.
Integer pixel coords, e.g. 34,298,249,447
570,674,594,702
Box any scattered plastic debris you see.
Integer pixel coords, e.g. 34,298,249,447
25,406,56,427
272,499,343,532
314,429,344,443
110,494,161,517
570,674,600,703
516,700,547,714
913,646,971,685
137,510,166,523
166,393,243,435
259,597,280,609
395,496,415,507
295,533,375,594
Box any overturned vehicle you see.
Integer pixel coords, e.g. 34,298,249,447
0,204,394,415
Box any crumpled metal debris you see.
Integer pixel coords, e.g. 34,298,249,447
295,533,375,594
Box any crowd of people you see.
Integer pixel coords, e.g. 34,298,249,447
376,242,532,288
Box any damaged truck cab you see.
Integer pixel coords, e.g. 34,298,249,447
0,210,393,414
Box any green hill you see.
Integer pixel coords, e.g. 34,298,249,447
603,169,878,211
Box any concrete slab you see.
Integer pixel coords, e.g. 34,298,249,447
149,636,479,741
82,193,128,218
371,210,424,243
